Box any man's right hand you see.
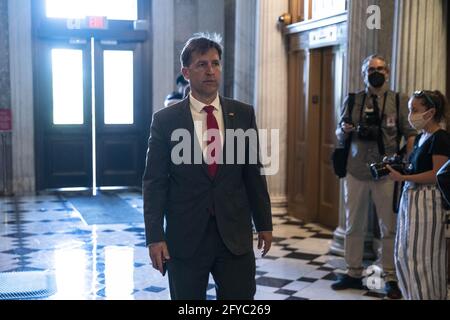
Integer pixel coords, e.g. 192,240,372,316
149,242,170,275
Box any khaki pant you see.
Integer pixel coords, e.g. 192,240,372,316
343,173,397,281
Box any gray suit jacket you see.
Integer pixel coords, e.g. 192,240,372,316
142,96,272,258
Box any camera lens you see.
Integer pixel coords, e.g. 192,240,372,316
369,155,406,180
370,163,389,180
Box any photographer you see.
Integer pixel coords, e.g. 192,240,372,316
387,90,450,300
331,55,416,299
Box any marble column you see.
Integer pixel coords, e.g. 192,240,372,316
9,0,35,195
347,0,396,92
331,0,397,258
173,0,225,93
0,0,12,196
198,0,225,95
152,0,175,112
254,0,289,215
393,0,447,95
233,0,257,105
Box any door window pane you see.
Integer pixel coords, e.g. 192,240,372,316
52,49,84,125
104,51,134,125
46,0,138,20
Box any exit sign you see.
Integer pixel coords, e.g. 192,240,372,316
0,109,12,132
66,16,109,30
87,16,108,30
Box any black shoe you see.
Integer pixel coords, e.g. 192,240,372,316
331,274,364,290
385,281,402,299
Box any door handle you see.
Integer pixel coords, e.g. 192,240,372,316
69,38,87,45
100,40,118,46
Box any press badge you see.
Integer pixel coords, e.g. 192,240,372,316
386,114,396,128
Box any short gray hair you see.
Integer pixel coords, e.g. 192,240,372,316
361,54,390,74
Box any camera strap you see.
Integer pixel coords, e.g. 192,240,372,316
348,93,356,124
395,93,401,148
393,93,403,213
343,93,356,148
357,92,387,155
358,94,367,125
375,92,389,156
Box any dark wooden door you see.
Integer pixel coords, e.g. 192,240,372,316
317,47,340,228
94,41,147,187
287,49,309,221
287,46,342,228
35,40,94,188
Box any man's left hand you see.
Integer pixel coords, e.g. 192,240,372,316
257,231,273,257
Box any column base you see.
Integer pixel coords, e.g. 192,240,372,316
330,227,377,260
270,195,287,216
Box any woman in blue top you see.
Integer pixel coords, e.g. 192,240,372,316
387,90,450,300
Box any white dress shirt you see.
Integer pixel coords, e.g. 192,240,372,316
189,94,225,158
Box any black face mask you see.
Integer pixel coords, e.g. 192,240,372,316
368,71,386,88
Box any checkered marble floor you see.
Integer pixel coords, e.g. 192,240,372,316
0,190,395,300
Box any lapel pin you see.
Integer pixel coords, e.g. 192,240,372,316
228,113,235,117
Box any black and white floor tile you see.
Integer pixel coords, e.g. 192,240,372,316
1,190,443,300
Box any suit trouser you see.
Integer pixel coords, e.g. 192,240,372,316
344,173,397,280
395,185,448,300
167,216,256,300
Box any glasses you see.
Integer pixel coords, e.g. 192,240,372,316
413,90,436,108
367,66,386,73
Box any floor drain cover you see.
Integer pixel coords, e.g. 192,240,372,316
0,271,57,300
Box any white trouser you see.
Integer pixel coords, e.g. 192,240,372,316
344,174,397,280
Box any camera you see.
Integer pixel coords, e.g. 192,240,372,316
357,109,381,141
369,154,408,180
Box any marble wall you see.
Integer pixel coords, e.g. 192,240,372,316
0,0,12,195
233,0,257,105
254,0,289,214
393,0,447,95
0,0,10,110
9,0,35,194
153,0,226,111
152,0,175,112
347,0,396,93
173,0,225,81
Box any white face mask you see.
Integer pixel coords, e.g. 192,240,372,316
408,109,432,131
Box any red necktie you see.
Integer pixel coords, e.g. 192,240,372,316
203,105,220,178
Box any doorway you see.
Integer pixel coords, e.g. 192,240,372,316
287,45,343,229
33,0,151,190
312,47,341,228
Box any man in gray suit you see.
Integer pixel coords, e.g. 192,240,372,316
143,33,273,300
